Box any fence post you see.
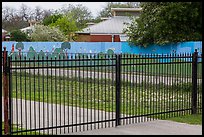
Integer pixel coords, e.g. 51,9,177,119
8,56,12,134
3,47,9,135
115,54,121,126
192,49,198,114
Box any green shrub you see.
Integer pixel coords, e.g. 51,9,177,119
10,30,30,42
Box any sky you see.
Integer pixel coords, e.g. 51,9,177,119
2,2,107,17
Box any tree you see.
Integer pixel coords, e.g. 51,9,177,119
19,4,32,22
15,42,24,50
61,42,71,51
2,6,17,22
49,13,79,41
42,13,63,26
42,9,54,20
61,42,71,59
38,50,45,60
125,2,202,47
126,2,141,8
107,49,114,54
15,42,24,58
2,5,54,31
31,6,45,21
2,6,29,31
59,4,93,29
30,25,67,41
10,30,30,42
27,46,37,59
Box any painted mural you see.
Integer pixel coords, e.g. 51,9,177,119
5,42,120,63
2,41,202,64
2,41,202,57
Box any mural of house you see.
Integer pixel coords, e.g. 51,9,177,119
75,8,142,42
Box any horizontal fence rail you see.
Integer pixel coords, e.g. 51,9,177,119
2,49,202,135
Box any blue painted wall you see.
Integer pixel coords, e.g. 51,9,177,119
121,41,202,55
2,41,122,54
2,41,202,54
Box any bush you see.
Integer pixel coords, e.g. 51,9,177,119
30,25,67,41
10,30,31,42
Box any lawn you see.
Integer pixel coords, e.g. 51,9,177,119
9,54,202,78
2,122,45,135
2,71,202,135
6,71,202,117
166,114,202,125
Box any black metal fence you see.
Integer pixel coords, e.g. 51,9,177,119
2,48,202,135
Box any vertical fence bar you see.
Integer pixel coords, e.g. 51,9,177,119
86,55,89,131
115,54,121,126
147,54,150,121
125,54,128,124
42,56,45,135
50,57,53,135
74,54,77,132
198,54,202,114
93,55,96,129
192,49,198,114
55,57,57,134
129,55,131,120
28,57,31,134
100,55,103,129
37,55,40,135
46,56,49,135
134,54,137,123
59,54,62,134
107,54,110,127
111,55,114,127
97,54,100,129
138,55,141,123
19,54,22,136
82,54,85,131
122,54,125,124
14,55,18,135
8,55,12,135
104,54,107,128
90,54,93,130
67,54,70,133
161,54,163,119
33,56,36,135
24,56,27,135
3,47,9,135
166,54,169,119
63,55,65,134
78,55,81,132
71,55,74,132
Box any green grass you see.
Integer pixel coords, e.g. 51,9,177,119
10,56,202,78
166,114,202,125
2,122,45,135
6,72,202,117
120,57,202,78
2,71,202,134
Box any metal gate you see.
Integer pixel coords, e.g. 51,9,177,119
2,47,202,135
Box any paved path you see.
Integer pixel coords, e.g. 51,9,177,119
2,97,202,135
2,97,149,135
67,120,202,135
10,67,201,85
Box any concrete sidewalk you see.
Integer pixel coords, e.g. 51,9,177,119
2,97,202,135
67,120,202,135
